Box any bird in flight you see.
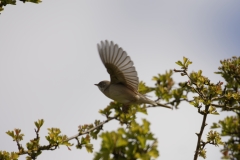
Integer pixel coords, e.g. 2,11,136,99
95,40,171,109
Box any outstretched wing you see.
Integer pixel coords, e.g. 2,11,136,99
97,40,139,92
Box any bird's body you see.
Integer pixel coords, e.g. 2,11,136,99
96,80,157,105
101,81,138,104
95,40,168,108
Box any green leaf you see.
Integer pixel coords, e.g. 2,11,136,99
6,131,14,138
175,61,183,67
116,138,128,147
183,57,188,65
186,59,192,67
85,144,93,153
148,147,159,158
198,70,202,76
199,148,207,159
137,136,146,148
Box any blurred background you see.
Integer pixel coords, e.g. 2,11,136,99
0,1,240,159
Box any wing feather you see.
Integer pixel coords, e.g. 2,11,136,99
121,68,135,73
110,41,115,63
119,61,134,70
118,56,131,69
97,40,139,91
116,51,127,66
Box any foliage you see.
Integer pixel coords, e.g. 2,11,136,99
2,120,73,160
176,56,240,159
175,57,225,159
0,151,18,160
152,69,189,108
94,119,159,160
211,57,240,160
211,116,240,160
0,56,239,160
0,0,41,13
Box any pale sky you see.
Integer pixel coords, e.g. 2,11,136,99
0,1,240,160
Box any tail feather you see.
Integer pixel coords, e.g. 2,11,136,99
139,94,172,109
139,94,157,105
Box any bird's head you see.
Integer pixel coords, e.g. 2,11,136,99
94,80,110,92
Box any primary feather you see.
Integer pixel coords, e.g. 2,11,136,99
97,40,139,92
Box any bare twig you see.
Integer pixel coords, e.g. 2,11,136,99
193,105,209,160
148,103,172,109
211,103,240,110
211,96,225,101
16,139,22,152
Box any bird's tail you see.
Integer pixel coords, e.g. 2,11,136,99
139,94,172,109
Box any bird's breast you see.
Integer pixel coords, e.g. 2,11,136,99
104,84,138,104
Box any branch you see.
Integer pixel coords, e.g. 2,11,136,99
193,105,209,160
165,98,194,105
148,97,193,110
211,103,240,110
211,95,225,101
147,102,172,109
16,139,22,152
187,82,206,100
156,103,172,109
65,115,119,142
174,66,213,160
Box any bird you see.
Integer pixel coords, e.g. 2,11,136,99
95,40,171,109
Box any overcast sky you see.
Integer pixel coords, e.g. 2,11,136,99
0,1,240,160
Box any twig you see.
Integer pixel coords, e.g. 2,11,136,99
211,96,225,101
175,68,212,160
193,105,209,160
211,103,240,110
157,103,172,109
16,139,22,152
65,115,119,142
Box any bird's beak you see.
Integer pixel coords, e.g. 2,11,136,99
94,84,98,86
